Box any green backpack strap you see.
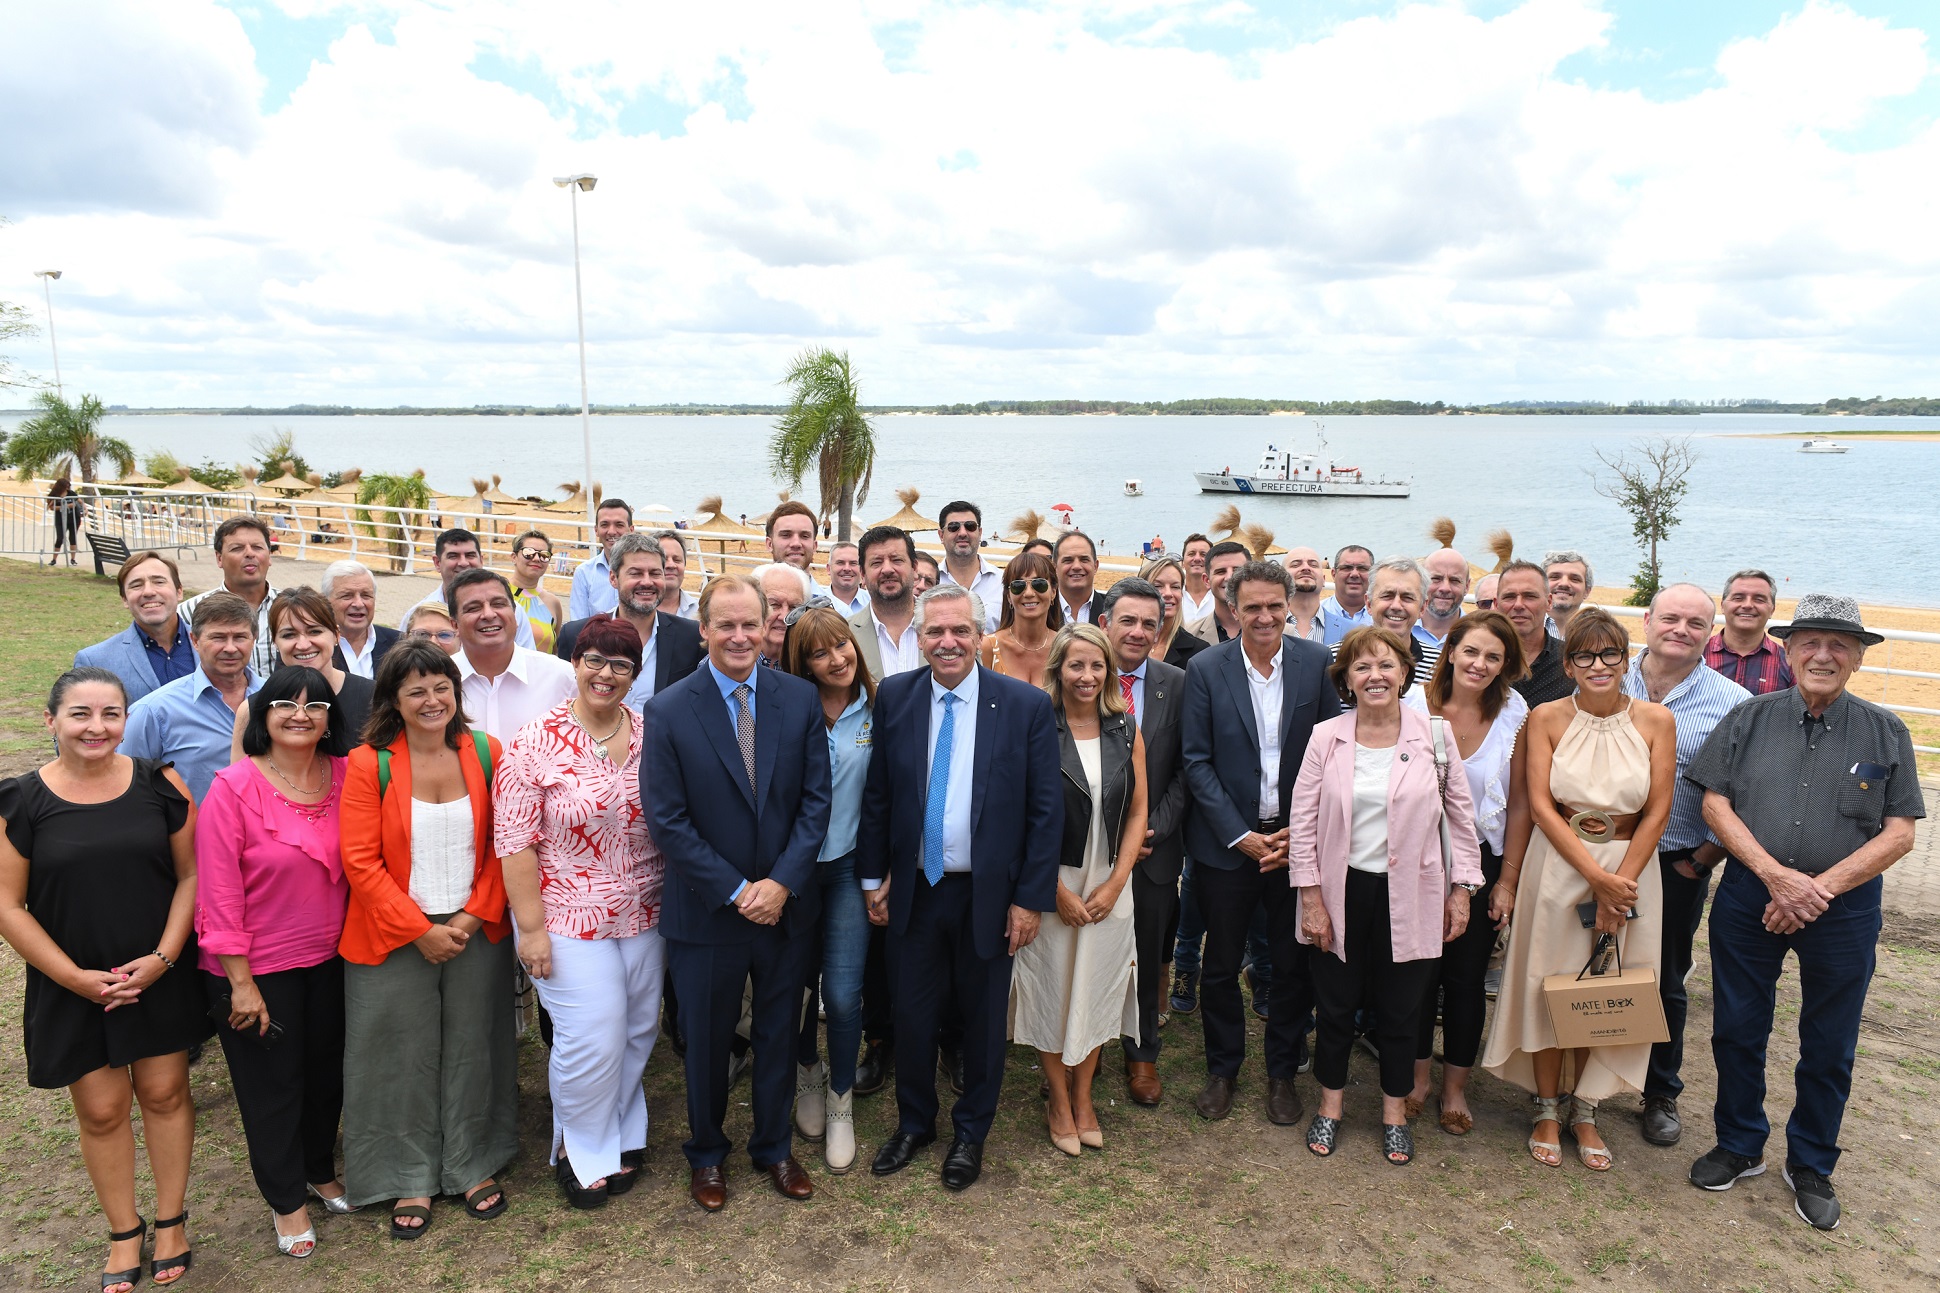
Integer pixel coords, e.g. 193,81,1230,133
376,748,392,801
471,729,493,784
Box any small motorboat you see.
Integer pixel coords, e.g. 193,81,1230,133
1123,478,1143,496
1798,437,1848,454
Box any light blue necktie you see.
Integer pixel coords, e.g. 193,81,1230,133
923,692,959,886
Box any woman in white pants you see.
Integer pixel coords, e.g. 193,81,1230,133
495,615,666,1209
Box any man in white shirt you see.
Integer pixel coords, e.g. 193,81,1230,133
1053,530,1108,625
849,527,925,681
568,498,637,619
824,541,867,615
403,528,536,649
652,530,702,619
936,500,1003,632
1283,547,1326,642
450,568,574,740
1186,541,1250,646
320,558,396,679
1180,533,1216,623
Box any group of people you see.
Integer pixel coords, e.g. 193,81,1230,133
1,498,1923,1292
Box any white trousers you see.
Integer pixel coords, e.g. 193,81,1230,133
529,928,664,1188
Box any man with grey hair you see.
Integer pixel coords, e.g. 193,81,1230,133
320,557,396,678
1621,582,1749,1149
752,562,815,667
1543,549,1594,636
1352,556,1434,683
1685,593,1923,1229
651,529,701,620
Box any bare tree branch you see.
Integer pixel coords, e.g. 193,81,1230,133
1590,435,1698,605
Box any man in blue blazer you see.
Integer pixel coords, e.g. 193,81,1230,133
859,583,1062,1192
74,551,197,704
1181,559,1342,1126
647,575,831,1211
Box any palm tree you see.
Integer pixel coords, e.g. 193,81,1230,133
10,391,134,487
356,469,435,571
769,348,877,541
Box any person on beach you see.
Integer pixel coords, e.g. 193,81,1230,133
74,550,195,704
981,550,1063,687
46,476,84,566
1704,569,1795,696
1,669,209,1290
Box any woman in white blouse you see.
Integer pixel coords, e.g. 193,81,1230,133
1400,611,1531,1135
337,640,517,1236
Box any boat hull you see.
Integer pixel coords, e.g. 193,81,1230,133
1195,473,1411,498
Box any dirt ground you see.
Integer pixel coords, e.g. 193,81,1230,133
1,909,1935,1293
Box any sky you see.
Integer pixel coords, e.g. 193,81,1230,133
2,0,1937,407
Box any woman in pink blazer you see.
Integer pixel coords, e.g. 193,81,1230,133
1289,626,1483,1168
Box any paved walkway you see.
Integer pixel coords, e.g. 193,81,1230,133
1885,782,1940,919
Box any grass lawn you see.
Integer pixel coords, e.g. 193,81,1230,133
0,562,136,775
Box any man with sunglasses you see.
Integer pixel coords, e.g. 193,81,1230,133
1472,573,1499,612
937,501,1003,631
553,534,704,707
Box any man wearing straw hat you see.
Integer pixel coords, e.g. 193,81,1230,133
1683,594,1923,1230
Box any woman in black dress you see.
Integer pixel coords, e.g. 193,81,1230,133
0,668,209,1291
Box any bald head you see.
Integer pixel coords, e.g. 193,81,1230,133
1423,549,1470,627
1643,582,1716,669
1284,546,1323,593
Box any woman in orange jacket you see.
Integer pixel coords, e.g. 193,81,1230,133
337,639,517,1239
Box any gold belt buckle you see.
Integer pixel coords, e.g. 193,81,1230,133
1568,809,1617,843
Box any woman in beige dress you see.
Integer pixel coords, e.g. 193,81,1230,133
1010,625,1146,1157
979,551,1062,687
1481,608,1675,1172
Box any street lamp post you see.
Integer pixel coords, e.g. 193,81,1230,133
33,270,62,397
552,174,598,537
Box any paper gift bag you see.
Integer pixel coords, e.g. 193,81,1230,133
1543,939,1668,1048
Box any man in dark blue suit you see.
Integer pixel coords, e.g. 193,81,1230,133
647,574,831,1210
1181,560,1342,1125
859,584,1061,1191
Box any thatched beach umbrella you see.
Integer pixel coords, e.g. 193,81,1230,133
1241,522,1286,558
872,486,935,533
112,470,163,487
1209,503,1242,540
476,475,526,509
1487,529,1515,573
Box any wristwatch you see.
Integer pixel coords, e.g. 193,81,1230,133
1455,882,1483,895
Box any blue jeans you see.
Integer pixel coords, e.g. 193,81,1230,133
1709,863,1882,1178
1173,855,1272,984
795,851,869,1095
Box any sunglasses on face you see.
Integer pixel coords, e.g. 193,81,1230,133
516,548,551,562
944,521,979,533
579,654,638,678
1474,598,1494,609
267,700,333,715
1009,578,1051,595
1568,647,1629,669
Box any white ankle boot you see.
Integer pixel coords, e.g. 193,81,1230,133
824,1087,855,1173
794,1061,827,1141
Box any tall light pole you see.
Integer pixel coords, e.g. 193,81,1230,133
33,270,62,397
552,174,598,536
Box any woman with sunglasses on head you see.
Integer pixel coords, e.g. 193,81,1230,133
196,666,354,1258
1136,555,1207,672
979,551,1064,687
1482,607,1675,1173
495,614,665,1210
508,529,564,653
404,603,463,655
337,640,516,1238
779,605,877,1173
228,588,376,763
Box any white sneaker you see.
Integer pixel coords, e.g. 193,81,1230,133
794,1061,827,1141
824,1087,856,1173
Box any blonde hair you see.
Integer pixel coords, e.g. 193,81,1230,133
1042,623,1126,718
405,603,455,632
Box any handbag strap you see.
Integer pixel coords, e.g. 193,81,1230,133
1429,716,1453,884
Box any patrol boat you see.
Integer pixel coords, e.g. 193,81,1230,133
1195,427,1412,497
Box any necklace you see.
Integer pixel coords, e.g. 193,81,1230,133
266,754,327,798
573,704,626,761
1012,628,1052,652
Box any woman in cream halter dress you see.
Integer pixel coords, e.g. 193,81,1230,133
1482,617,1675,1171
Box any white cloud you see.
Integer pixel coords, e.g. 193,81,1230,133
1,0,1936,404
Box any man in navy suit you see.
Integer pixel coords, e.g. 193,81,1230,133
859,583,1061,1191
74,550,196,704
321,559,398,678
647,575,831,1210
1181,559,1342,1126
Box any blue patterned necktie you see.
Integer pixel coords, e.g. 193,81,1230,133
922,692,959,886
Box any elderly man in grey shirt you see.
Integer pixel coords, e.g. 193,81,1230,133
1682,594,1922,1231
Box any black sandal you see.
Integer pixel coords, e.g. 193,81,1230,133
555,1157,609,1210
605,1148,645,1197
1306,1114,1340,1158
463,1180,508,1220
389,1203,432,1241
1382,1122,1415,1166
104,1216,145,1292
151,1213,191,1285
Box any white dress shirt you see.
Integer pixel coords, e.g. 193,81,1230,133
927,668,979,874
457,646,576,741
941,558,1005,632
404,587,536,649
1060,595,1096,625
1183,587,1217,624
340,630,378,679
1245,649,1284,823
871,608,925,676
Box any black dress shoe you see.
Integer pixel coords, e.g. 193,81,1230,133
941,1138,983,1192
939,1048,966,1096
1265,1076,1304,1126
854,1040,890,1097
871,1130,936,1176
1642,1095,1682,1147
1194,1074,1237,1120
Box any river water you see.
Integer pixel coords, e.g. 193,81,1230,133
6,410,1935,606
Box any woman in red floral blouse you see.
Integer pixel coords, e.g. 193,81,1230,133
495,615,665,1210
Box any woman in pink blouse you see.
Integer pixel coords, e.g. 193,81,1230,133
496,615,665,1210
194,665,353,1259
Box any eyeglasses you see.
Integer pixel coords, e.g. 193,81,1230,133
515,547,551,562
1567,647,1629,669
579,654,638,678
944,521,979,533
267,700,333,715
1009,578,1051,595
1474,598,1494,609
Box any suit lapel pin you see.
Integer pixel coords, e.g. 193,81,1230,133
1399,752,1409,761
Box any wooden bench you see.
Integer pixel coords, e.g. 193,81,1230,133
83,531,133,578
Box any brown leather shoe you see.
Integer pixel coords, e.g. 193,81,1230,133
689,1166,727,1212
1194,1074,1236,1120
1126,1061,1162,1107
1266,1076,1304,1126
763,1156,814,1201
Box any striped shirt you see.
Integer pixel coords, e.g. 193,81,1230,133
1703,632,1794,697
1411,622,1448,688
1622,652,1750,851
